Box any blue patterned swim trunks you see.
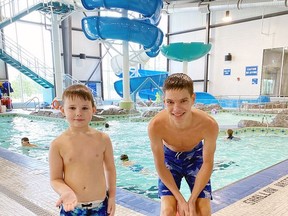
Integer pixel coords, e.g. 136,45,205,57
129,164,144,172
158,141,212,199
60,197,108,216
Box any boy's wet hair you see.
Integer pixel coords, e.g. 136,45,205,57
21,137,29,142
62,84,96,108
120,154,129,161
163,73,194,96
227,129,233,136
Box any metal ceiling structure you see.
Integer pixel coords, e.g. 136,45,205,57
163,0,288,14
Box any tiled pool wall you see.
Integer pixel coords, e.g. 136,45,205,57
1,112,287,136
218,127,288,136
0,112,105,127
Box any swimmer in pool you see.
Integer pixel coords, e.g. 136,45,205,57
120,154,144,172
21,137,38,147
226,129,241,141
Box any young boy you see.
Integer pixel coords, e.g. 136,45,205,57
49,84,116,215
148,73,219,216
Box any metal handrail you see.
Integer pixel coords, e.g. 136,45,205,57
63,74,98,95
0,31,54,83
23,96,40,111
0,0,44,25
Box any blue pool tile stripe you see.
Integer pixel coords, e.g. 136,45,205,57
211,158,288,213
116,188,160,215
0,147,49,174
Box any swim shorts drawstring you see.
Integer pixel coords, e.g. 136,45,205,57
175,152,183,159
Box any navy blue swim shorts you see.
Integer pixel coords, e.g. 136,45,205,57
60,196,108,216
158,141,212,199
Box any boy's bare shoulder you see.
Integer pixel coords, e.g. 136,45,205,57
50,132,67,147
149,110,167,130
90,128,111,144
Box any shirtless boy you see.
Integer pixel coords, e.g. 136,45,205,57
148,73,219,216
49,84,116,215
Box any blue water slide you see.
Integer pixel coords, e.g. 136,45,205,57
114,69,168,100
195,92,219,105
82,16,163,57
81,0,163,25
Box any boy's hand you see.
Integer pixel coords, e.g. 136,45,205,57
107,197,116,216
56,190,77,211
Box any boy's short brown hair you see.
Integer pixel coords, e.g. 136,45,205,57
62,84,96,108
120,154,129,161
163,73,194,96
21,137,29,142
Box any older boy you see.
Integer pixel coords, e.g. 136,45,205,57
148,73,218,216
49,84,116,215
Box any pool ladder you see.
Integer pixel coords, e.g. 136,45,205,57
23,97,40,112
262,116,269,134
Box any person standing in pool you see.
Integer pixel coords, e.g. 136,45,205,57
49,84,116,216
148,73,219,216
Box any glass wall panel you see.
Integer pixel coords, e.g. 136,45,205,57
280,49,288,96
261,48,283,96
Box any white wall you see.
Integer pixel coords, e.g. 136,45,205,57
168,8,288,97
71,11,101,83
210,15,288,97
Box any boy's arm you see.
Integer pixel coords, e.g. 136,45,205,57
49,140,77,211
103,134,116,216
148,121,188,213
188,120,218,204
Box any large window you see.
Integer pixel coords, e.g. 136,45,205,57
261,47,288,97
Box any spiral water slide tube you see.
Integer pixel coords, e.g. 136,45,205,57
81,0,164,57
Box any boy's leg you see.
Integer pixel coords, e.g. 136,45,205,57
160,196,177,216
196,198,211,216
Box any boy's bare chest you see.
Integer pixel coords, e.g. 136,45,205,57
63,141,104,164
163,128,203,151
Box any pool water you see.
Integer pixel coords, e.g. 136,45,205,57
210,112,275,127
0,114,287,200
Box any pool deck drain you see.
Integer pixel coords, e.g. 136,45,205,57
0,184,52,216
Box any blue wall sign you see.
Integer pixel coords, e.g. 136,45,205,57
245,66,258,76
252,78,258,85
224,69,231,76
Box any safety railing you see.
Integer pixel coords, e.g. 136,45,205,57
0,0,43,26
0,0,77,26
198,95,288,113
0,31,54,84
23,96,40,111
63,74,100,103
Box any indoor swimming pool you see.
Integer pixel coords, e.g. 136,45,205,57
0,113,287,200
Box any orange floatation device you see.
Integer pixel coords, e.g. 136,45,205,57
51,98,62,110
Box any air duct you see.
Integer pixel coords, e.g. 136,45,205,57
163,0,288,14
